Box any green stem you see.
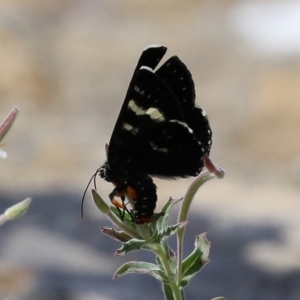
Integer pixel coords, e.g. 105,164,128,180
176,172,215,284
152,243,182,300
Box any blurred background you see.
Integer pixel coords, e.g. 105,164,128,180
1,0,300,299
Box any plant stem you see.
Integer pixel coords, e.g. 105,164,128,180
152,243,182,300
176,171,215,284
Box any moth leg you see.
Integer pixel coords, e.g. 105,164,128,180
109,187,131,221
120,195,133,220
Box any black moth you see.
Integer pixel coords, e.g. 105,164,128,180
87,45,212,224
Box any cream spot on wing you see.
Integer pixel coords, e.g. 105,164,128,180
157,148,168,153
123,122,139,134
128,100,144,115
140,66,154,73
129,100,164,122
146,107,165,121
144,44,162,50
170,120,194,134
123,123,133,131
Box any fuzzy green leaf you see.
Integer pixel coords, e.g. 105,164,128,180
115,238,147,256
180,233,210,287
156,197,181,230
113,261,167,282
156,221,187,242
4,198,31,220
92,189,110,214
162,283,175,300
101,227,132,242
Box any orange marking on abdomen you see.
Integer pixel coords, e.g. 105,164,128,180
136,217,152,224
126,186,138,200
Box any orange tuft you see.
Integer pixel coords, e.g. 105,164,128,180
111,198,125,209
126,186,138,200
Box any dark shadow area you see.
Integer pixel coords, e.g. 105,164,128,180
1,191,300,300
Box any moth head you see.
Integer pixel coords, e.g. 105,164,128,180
99,161,111,182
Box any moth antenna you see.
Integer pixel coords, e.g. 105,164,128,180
81,168,100,218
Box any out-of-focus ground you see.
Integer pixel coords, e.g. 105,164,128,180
1,1,300,299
